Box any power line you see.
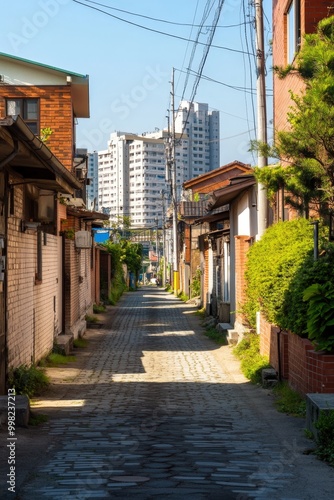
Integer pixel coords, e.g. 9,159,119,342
180,0,214,102
176,0,200,94
176,67,273,96
75,0,250,29
72,0,255,55
177,0,225,142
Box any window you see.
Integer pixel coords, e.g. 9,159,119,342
6,98,39,134
287,0,300,64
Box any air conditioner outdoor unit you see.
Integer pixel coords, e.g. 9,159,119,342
75,231,92,249
75,168,85,180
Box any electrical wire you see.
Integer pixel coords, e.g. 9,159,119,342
75,0,250,29
180,0,215,102
177,0,225,142
176,67,273,96
72,0,254,55
177,0,201,99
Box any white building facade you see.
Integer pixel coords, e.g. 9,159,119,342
98,132,166,227
174,101,220,179
97,102,219,227
86,151,99,211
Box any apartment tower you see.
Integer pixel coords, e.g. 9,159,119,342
97,101,219,227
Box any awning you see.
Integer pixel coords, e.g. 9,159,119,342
0,115,81,194
66,206,109,222
208,175,256,210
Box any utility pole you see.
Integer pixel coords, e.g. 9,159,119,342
155,217,159,275
170,68,179,293
161,189,166,287
255,0,268,238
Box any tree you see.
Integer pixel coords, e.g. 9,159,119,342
254,16,334,218
121,241,143,281
103,239,143,284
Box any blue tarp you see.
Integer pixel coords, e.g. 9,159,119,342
93,230,110,243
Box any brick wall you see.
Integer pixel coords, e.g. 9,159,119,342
273,0,333,134
260,312,334,395
287,333,314,394
0,85,73,170
234,235,252,326
304,1,333,33
7,178,60,368
64,238,92,337
307,351,334,393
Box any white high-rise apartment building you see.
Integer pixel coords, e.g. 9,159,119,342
97,102,219,227
86,151,99,211
174,101,219,178
98,132,166,227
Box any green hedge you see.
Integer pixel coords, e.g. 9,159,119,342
244,218,314,328
243,218,334,349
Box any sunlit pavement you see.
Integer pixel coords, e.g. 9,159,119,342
8,287,334,499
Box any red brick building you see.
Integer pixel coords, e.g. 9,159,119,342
260,0,334,394
0,54,107,393
273,0,333,133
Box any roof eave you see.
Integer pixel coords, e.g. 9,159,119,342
0,115,81,193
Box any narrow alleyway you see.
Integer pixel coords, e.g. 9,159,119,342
3,287,334,499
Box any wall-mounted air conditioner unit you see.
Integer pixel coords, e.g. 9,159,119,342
75,231,92,249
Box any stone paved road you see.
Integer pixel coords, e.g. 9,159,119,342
3,287,334,499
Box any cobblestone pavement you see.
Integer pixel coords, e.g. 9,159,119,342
2,287,334,499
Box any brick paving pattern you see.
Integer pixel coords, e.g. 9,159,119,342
6,287,334,499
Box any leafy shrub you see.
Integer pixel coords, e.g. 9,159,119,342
244,218,314,329
108,276,127,305
315,410,334,465
303,282,334,351
281,242,334,336
233,333,270,384
190,268,201,297
8,365,50,398
243,219,334,346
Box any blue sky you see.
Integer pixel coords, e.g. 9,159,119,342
1,0,273,165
